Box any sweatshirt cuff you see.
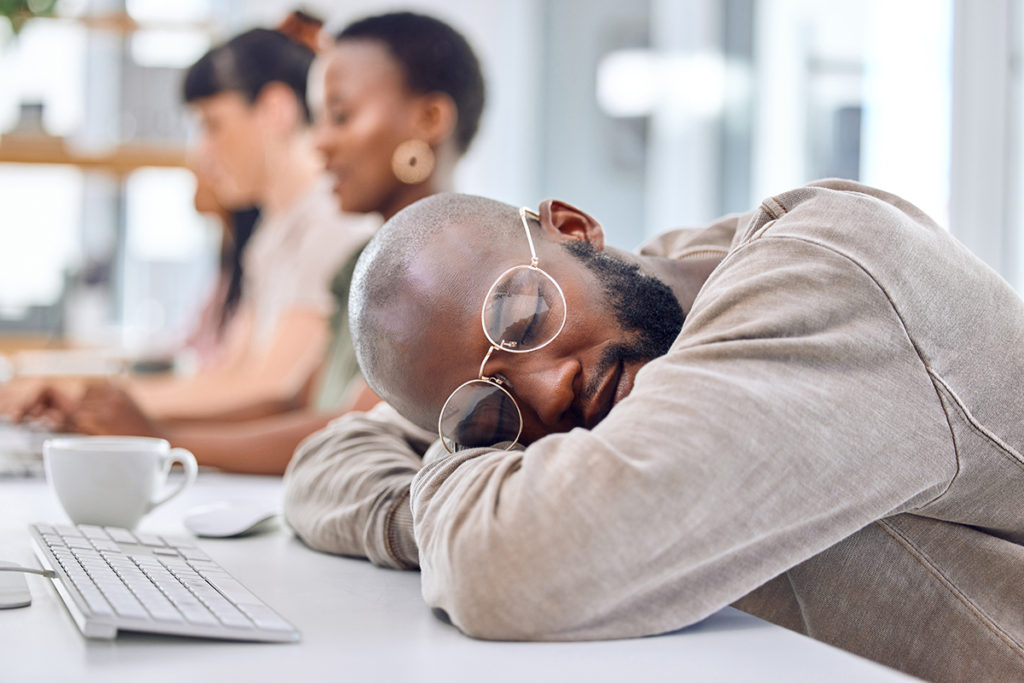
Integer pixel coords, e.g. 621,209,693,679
385,488,420,569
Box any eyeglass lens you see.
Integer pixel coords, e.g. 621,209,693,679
483,266,565,350
439,379,522,451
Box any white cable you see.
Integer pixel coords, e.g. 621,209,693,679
0,564,55,578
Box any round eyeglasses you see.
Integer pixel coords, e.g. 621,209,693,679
437,207,567,452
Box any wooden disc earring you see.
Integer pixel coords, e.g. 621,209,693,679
391,139,435,184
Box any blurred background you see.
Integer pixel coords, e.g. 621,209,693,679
0,0,1019,361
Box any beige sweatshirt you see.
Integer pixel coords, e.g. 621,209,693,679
284,180,1024,682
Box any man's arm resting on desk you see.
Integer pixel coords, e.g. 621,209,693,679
409,238,955,642
282,402,436,569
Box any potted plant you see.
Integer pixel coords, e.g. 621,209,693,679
0,0,58,37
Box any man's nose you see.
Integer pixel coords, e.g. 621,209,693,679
496,352,580,434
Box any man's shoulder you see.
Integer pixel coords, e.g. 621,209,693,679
741,179,944,243
638,214,747,260
638,180,938,261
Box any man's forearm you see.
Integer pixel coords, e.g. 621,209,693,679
282,403,434,569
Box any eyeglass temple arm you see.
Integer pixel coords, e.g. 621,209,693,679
520,207,540,268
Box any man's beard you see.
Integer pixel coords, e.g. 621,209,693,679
564,241,685,401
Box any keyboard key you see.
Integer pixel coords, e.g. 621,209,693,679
238,604,295,632
79,525,109,540
105,557,134,569
203,593,234,610
134,533,165,547
213,608,254,629
110,597,148,620
167,566,199,579
141,596,184,622
150,609,185,623
90,539,120,552
157,557,189,570
186,559,220,572
72,549,102,561
163,536,195,549
199,572,261,606
179,605,220,626
104,527,137,544
179,548,210,561
81,591,115,616
137,564,173,582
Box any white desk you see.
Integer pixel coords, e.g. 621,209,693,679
0,471,914,682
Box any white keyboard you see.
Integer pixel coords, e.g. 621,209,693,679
28,523,300,642
0,421,47,479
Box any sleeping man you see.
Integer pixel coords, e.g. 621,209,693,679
283,179,1024,681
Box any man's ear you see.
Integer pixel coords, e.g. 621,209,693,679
411,92,457,147
539,199,605,251
255,81,302,132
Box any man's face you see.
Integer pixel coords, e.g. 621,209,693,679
373,211,683,445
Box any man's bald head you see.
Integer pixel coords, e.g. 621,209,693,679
349,192,521,407
349,192,684,441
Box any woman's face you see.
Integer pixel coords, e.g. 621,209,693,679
313,40,424,216
190,91,266,207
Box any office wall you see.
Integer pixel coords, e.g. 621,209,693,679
536,0,650,250
7,0,1024,348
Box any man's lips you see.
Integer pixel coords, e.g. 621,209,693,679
613,361,636,407
584,360,623,429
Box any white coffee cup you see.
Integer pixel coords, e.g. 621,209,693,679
43,436,198,529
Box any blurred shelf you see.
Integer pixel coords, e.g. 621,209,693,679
0,335,66,355
19,12,213,34
0,136,187,176
75,12,213,34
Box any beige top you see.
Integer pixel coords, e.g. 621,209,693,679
242,176,379,348
284,180,1024,681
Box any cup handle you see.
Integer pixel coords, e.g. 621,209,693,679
149,447,198,511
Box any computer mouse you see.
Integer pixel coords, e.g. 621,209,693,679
0,562,32,609
183,501,279,538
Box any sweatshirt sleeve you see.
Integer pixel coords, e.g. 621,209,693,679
282,401,436,569
410,232,958,640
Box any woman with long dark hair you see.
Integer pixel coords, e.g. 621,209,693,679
16,12,485,475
